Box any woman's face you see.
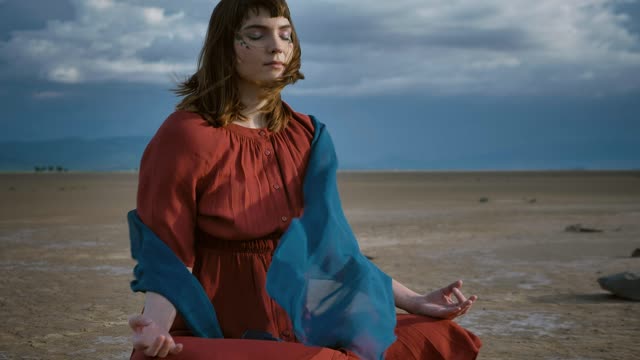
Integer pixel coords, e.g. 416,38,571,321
234,7,294,84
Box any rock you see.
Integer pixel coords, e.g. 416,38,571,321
478,197,489,203
564,224,603,233
597,272,640,301
632,248,640,258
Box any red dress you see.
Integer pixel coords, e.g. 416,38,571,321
132,104,481,359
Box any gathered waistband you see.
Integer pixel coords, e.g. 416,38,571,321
196,236,280,254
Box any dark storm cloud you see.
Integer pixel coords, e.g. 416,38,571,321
295,3,534,52
0,0,638,96
0,0,75,41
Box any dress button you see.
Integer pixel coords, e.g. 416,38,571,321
273,184,280,190
265,149,272,156
259,130,266,136
281,216,288,222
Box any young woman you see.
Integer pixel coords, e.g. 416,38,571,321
128,0,481,359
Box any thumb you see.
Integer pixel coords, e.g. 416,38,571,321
128,314,152,331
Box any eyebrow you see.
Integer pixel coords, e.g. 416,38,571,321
241,24,292,31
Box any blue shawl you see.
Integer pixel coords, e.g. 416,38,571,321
128,115,396,359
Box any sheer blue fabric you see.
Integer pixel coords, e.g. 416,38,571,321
128,115,396,359
128,210,224,338
266,116,396,359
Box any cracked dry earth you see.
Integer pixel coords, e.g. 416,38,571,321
1,171,639,360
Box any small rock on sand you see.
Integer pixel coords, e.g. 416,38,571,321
597,272,640,301
565,224,603,233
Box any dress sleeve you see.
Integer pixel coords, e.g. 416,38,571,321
136,112,209,268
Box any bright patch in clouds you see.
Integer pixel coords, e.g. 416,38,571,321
1,0,639,96
87,0,114,10
0,0,203,84
290,0,640,96
49,66,82,83
143,7,166,24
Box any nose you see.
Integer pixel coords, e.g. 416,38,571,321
268,34,287,54
269,42,284,54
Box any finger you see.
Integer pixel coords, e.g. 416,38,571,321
456,296,477,316
454,305,473,319
145,335,165,357
452,287,468,304
446,296,473,313
446,302,470,318
442,280,462,296
458,295,477,311
460,298,474,310
425,302,464,319
442,306,465,319
425,306,454,319
458,300,473,315
170,342,184,354
157,336,175,358
459,302,473,316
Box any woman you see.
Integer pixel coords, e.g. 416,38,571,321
128,0,481,359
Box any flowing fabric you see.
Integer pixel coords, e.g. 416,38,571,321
129,116,396,359
266,116,396,359
128,210,223,338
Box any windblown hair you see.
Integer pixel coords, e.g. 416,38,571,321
173,0,304,132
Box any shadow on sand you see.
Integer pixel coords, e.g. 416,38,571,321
529,292,632,304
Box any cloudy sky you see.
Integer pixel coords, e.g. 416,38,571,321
1,0,639,169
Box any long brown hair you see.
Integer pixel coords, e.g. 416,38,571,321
173,0,304,132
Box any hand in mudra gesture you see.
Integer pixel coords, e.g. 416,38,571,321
407,280,477,320
129,314,183,358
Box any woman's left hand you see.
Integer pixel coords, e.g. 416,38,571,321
405,280,477,320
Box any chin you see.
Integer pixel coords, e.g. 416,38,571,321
258,75,285,83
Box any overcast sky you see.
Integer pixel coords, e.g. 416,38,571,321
1,0,639,169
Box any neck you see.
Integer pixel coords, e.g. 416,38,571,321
236,79,269,128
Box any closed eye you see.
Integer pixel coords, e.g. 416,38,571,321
244,32,292,42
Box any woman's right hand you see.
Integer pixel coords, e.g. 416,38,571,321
129,314,183,358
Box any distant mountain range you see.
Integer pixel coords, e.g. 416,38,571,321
0,136,150,172
1,136,639,172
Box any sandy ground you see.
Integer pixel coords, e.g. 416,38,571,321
0,171,639,360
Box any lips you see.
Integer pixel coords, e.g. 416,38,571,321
264,61,284,66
